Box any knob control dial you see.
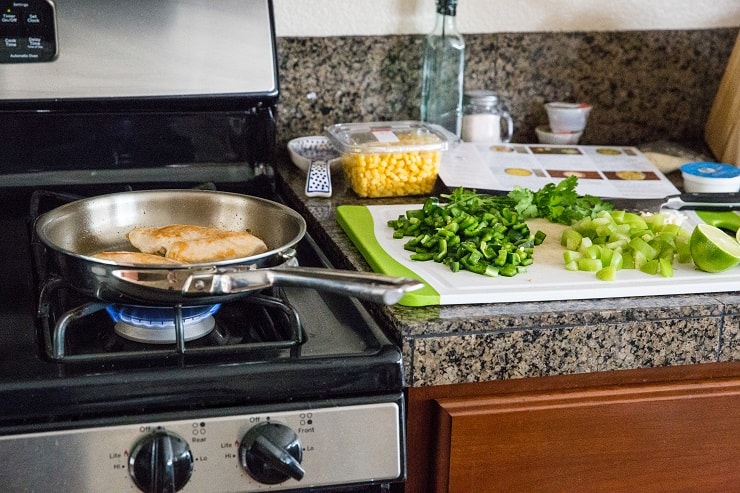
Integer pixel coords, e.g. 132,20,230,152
239,422,305,484
129,429,194,493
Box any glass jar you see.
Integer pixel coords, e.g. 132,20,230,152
461,90,514,144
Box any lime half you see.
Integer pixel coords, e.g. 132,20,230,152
690,224,740,273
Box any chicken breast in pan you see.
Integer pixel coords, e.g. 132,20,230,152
92,251,184,265
127,224,268,263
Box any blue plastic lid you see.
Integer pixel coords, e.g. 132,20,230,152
680,162,740,180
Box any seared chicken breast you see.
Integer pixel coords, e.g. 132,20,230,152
92,251,183,265
128,225,224,256
127,224,268,263
165,235,268,263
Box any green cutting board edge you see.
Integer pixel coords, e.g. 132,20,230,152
694,210,740,233
336,205,440,306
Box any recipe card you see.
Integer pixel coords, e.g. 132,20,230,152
438,143,681,199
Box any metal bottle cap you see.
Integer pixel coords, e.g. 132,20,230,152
436,0,458,16
464,90,500,105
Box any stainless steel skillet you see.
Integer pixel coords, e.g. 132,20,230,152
34,190,422,306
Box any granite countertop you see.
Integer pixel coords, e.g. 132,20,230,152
275,157,739,388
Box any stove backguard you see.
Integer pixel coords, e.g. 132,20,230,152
0,0,278,105
0,0,280,188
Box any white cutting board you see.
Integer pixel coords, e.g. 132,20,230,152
337,204,740,306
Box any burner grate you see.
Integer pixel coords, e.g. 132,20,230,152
37,277,304,363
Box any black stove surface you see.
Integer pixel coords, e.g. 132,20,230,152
0,112,278,187
0,186,403,431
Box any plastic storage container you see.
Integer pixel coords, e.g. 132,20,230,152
325,121,458,198
544,102,592,132
680,162,740,193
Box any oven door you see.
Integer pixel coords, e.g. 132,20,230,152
0,394,405,493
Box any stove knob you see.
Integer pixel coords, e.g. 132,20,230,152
239,422,305,484
128,429,194,493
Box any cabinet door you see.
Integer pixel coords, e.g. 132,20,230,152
433,379,740,493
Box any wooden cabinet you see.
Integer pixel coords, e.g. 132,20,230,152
403,362,740,493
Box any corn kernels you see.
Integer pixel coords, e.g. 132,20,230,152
342,150,441,197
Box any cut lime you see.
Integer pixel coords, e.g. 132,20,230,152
689,224,740,273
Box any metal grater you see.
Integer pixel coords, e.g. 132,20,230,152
288,136,340,198
305,159,333,197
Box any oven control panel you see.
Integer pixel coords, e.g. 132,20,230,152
0,401,402,492
0,0,56,63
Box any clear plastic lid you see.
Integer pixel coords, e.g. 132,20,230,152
325,120,459,154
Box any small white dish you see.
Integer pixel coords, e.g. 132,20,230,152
287,136,342,173
535,125,583,145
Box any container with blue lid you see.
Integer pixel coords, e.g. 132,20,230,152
680,162,740,193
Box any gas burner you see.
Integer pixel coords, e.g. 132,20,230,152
106,304,221,344
36,274,305,363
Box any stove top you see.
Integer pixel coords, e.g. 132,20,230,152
0,185,403,430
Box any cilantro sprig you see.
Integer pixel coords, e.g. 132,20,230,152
507,175,612,225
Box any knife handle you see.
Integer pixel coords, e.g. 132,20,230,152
682,192,740,203
673,192,740,210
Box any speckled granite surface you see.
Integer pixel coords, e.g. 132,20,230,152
276,163,738,388
276,28,738,154
274,28,739,388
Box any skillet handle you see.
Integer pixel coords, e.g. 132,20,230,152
199,266,424,305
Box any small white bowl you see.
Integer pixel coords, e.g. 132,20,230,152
680,162,740,193
545,102,592,132
535,125,583,145
287,136,342,173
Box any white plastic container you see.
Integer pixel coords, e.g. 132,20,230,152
680,162,740,193
544,102,592,132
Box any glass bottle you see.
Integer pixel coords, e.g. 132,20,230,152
420,0,465,137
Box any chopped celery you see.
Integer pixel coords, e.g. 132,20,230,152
563,250,582,263
608,250,624,270
630,237,658,260
559,208,690,281
596,265,617,281
578,258,603,272
659,257,674,277
560,229,582,250
640,259,660,275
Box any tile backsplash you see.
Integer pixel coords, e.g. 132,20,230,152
276,28,738,156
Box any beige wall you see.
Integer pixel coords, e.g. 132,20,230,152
274,0,740,37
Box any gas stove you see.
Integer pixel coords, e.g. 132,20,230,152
0,1,405,492
0,185,405,492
